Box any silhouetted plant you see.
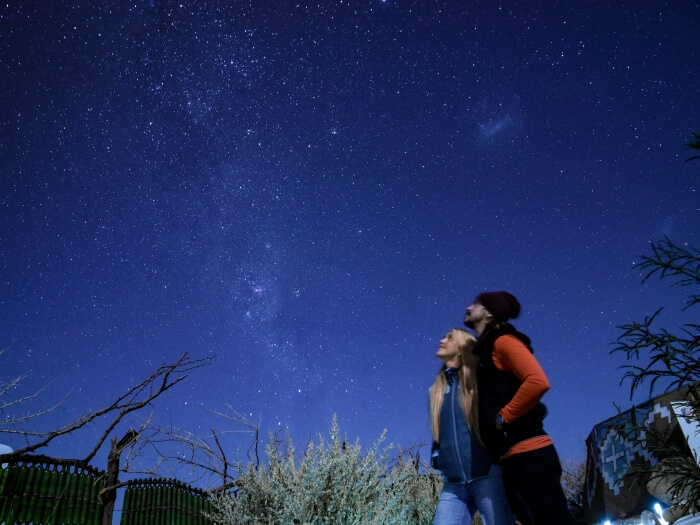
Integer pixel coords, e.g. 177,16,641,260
685,131,700,162
610,236,700,514
612,237,700,397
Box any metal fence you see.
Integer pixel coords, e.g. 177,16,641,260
0,456,215,525
0,456,104,525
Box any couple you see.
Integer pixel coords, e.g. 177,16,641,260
429,291,574,525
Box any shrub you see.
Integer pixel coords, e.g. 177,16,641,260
561,456,587,524
610,237,700,512
209,415,441,525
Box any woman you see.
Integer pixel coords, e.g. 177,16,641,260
429,328,515,525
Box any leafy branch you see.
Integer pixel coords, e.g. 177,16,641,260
612,310,700,398
610,234,700,513
635,236,700,310
685,131,700,162
611,237,700,398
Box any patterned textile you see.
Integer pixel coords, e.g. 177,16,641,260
584,385,698,523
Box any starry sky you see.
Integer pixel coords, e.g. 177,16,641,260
1,0,699,478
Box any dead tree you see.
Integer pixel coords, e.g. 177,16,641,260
1,352,213,461
0,351,214,524
123,405,261,492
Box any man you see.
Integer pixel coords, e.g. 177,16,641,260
464,291,573,525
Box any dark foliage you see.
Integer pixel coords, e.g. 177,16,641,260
610,236,700,512
685,132,700,162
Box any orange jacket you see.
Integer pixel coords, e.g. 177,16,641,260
493,334,553,460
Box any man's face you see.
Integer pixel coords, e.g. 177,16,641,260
464,302,490,328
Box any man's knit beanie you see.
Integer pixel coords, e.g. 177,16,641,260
474,291,521,322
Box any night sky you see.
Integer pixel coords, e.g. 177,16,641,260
2,0,699,479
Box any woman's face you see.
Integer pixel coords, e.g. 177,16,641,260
436,330,461,363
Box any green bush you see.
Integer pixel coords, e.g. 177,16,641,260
209,415,441,525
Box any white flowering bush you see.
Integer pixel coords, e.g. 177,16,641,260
209,415,441,525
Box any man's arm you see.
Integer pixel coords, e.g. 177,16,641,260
492,334,550,423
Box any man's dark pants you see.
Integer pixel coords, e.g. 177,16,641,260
500,444,574,525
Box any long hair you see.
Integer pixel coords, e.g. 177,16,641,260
429,328,480,443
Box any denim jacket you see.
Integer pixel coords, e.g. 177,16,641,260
431,368,493,483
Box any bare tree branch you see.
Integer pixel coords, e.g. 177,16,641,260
0,352,214,463
207,406,261,469
0,350,69,426
123,404,260,491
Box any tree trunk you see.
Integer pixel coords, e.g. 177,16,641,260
101,437,120,525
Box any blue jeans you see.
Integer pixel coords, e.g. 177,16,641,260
433,471,516,525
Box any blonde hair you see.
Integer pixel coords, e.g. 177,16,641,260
428,328,480,444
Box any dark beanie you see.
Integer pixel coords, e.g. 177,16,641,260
474,291,521,322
